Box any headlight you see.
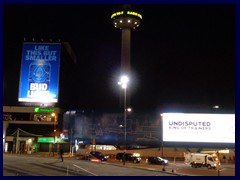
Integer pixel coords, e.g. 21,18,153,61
133,153,140,157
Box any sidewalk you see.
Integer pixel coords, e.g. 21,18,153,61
34,152,75,159
4,152,75,159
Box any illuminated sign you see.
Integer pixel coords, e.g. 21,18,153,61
162,113,235,143
38,137,54,143
111,11,124,19
18,42,61,103
127,11,142,19
111,11,142,19
34,107,55,113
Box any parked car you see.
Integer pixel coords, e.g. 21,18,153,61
116,152,141,163
147,156,168,165
89,151,109,161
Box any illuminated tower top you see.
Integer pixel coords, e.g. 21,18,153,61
111,10,142,29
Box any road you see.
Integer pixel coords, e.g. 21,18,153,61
106,157,235,176
3,154,235,176
3,154,178,176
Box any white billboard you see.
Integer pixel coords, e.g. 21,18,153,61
162,113,235,143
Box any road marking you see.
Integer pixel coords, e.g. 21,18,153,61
72,164,98,176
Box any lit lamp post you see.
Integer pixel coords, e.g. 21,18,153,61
51,113,57,132
51,113,56,156
118,75,129,165
160,113,164,157
213,105,220,114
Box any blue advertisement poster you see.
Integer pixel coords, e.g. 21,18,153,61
18,42,61,103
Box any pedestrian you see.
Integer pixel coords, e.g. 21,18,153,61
223,155,226,163
162,165,166,171
59,149,64,162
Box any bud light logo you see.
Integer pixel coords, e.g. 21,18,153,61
29,62,51,83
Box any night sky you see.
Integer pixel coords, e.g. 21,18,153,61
3,3,235,114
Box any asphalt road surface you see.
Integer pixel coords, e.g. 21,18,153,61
3,154,235,176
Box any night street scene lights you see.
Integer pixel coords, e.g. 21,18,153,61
118,75,129,165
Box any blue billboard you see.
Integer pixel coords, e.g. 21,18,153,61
18,42,61,103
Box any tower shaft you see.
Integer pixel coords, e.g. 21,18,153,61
121,28,131,75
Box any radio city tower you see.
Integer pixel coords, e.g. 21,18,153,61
111,6,142,75
111,6,142,108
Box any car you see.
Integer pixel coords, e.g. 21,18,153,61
147,156,169,165
116,152,141,163
88,151,109,161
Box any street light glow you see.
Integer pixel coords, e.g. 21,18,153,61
118,75,129,89
127,108,132,112
213,105,220,109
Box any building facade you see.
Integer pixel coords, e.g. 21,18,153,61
3,106,66,154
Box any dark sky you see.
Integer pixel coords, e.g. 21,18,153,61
3,4,235,113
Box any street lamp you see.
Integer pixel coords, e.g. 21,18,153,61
51,113,57,156
160,113,164,157
118,75,129,165
51,113,57,132
127,108,132,112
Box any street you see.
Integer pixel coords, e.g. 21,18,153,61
3,153,235,176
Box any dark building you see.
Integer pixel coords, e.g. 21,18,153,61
62,109,163,150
